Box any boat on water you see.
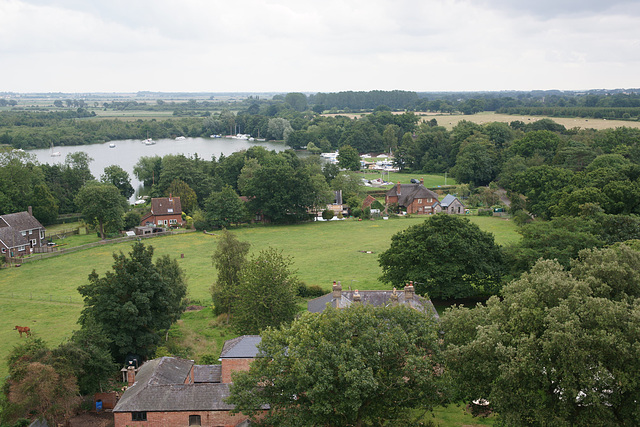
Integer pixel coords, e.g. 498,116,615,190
142,132,156,145
210,134,222,138
109,142,116,148
50,142,61,157
175,136,186,141
231,134,250,140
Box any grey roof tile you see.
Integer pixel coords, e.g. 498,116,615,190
220,335,262,358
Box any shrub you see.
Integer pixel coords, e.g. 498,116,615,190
322,209,334,220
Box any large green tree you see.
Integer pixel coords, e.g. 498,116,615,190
74,181,128,239
205,185,248,229
337,144,361,171
443,246,640,426
101,164,135,199
378,214,503,299
210,229,250,322
77,243,187,360
228,304,448,426
232,248,298,334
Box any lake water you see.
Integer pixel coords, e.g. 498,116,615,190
27,137,287,201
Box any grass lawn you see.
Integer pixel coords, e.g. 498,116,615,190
0,216,520,382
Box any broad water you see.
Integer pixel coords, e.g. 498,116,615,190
27,137,287,201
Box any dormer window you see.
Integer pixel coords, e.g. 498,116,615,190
168,208,173,213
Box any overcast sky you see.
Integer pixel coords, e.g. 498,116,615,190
1,0,639,93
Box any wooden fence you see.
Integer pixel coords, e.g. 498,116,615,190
3,229,194,265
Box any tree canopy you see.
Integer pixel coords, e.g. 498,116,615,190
442,245,640,426
77,242,187,361
74,181,128,239
232,247,299,334
228,304,448,426
210,229,250,322
378,214,504,299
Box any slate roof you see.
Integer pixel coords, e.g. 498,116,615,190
308,289,439,319
0,211,44,231
113,357,235,412
386,184,440,208
440,194,463,208
151,197,182,216
194,365,221,383
220,335,262,358
0,226,29,249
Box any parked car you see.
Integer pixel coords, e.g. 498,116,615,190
410,178,419,184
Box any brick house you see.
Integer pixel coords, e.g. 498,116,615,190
140,197,184,228
440,194,465,214
308,281,439,319
385,180,441,214
113,335,262,427
0,207,46,259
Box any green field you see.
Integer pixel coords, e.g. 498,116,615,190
0,216,519,382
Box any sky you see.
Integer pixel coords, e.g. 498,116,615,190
1,0,639,93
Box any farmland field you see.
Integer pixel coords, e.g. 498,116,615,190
324,111,640,131
0,216,519,380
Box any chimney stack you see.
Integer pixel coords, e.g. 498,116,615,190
404,281,414,301
420,178,424,185
127,362,136,387
396,182,401,195
28,206,32,216
353,289,361,303
332,281,342,299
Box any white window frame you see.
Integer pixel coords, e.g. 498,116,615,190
21,231,26,236
19,245,26,251
31,239,36,247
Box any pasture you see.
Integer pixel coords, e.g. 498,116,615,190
0,216,519,380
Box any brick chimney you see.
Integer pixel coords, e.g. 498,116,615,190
353,289,361,303
28,206,32,216
396,182,401,195
420,178,424,185
127,362,136,387
332,281,342,299
404,281,414,301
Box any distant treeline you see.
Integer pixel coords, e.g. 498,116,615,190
309,90,419,110
496,106,640,119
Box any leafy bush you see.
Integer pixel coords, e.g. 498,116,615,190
322,209,334,220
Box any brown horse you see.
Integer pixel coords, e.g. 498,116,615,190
14,326,30,338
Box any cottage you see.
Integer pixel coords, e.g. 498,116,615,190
140,196,184,228
308,281,439,319
385,180,441,214
113,335,263,427
439,194,465,214
0,207,46,258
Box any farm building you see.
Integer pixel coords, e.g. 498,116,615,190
113,335,263,427
0,207,46,259
385,180,441,214
308,281,439,319
140,196,185,228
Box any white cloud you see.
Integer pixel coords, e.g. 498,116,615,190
0,0,639,92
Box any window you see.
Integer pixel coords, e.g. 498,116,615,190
1,248,5,254
164,220,168,225
132,412,147,421
189,415,201,426
158,221,163,227
31,239,36,247
40,230,45,239
167,208,173,213
169,219,177,224
29,229,33,235
428,198,432,203
21,231,26,236
18,245,25,251
417,199,422,204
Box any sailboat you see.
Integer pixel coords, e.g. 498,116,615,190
50,142,61,157
142,131,156,145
